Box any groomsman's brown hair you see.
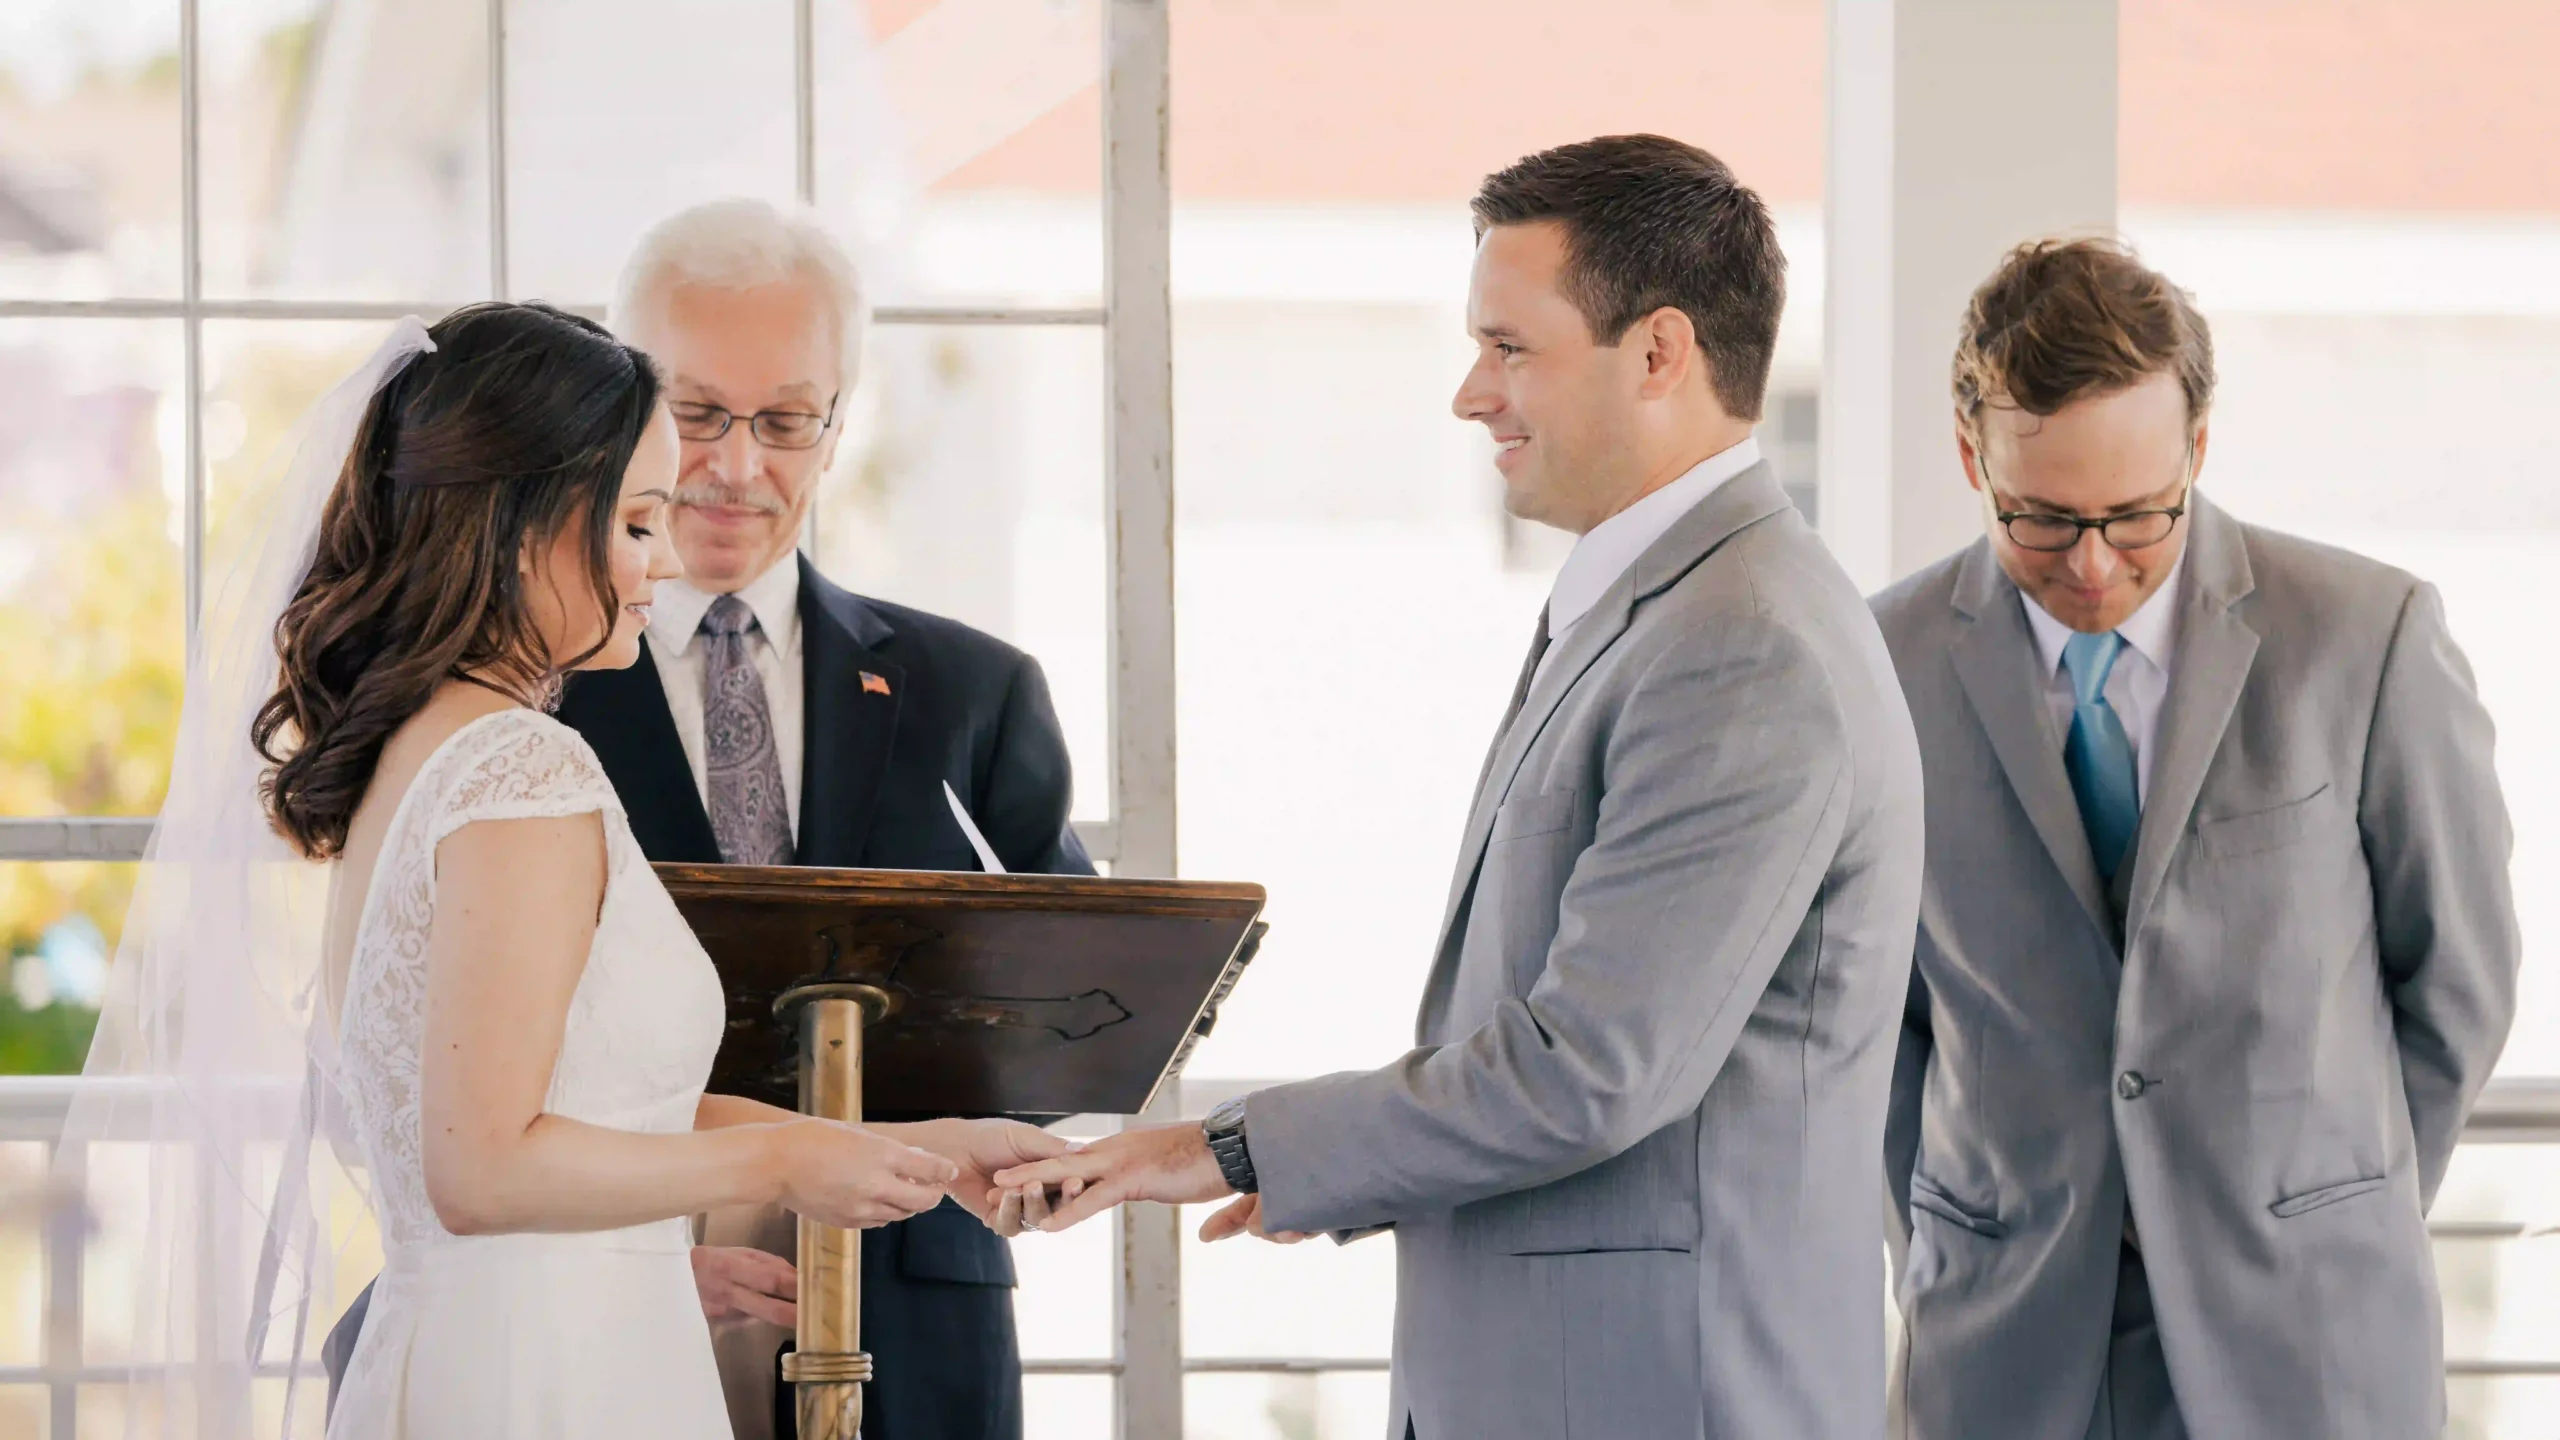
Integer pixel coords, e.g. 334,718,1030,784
1471,134,1786,423
1953,236,2217,441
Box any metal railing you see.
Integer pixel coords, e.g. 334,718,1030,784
9,1073,2560,1421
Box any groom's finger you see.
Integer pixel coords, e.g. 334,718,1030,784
992,1188,1025,1237
1199,1194,1258,1242
993,1152,1109,1190
1022,1184,1053,1230
1032,1175,1126,1232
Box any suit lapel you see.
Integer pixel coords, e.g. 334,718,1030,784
2122,499,2258,945
795,555,905,868
557,645,720,864
1424,464,1796,993
1947,542,2114,943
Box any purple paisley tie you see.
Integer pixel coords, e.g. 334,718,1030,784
700,594,795,866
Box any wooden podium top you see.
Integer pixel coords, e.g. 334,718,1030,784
656,864,1267,1119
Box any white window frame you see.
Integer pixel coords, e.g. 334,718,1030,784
0,1,1315,1434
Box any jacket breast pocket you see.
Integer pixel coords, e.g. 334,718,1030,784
2197,783,2335,859
1489,786,1584,845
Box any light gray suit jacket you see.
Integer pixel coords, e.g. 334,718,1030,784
1871,497,2519,1440
1249,464,1926,1440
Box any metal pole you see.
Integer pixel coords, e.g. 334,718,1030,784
1102,3,1181,1437
795,0,818,207
487,0,510,298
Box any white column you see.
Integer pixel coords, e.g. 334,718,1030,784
1102,3,1183,1438
1821,0,2119,590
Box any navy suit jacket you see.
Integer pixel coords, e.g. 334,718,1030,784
325,555,1089,1440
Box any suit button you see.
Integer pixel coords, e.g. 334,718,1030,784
2117,1071,2150,1100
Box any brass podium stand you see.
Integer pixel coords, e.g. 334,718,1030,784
659,864,1268,1439
774,981,893,1438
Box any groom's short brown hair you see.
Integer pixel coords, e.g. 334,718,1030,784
1471,134,1786,422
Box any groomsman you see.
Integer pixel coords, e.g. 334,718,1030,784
1872,237,2519,1439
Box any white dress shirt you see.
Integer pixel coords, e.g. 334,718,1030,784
643,557,806,834
2018,552,2185,805
1534,436,1763,682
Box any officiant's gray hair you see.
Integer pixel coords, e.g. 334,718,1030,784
611,198,868,387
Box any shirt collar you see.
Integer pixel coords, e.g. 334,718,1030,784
648,553,804,657
2018,546,2186,680
1545,436,1762,636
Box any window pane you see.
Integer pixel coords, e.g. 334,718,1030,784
813,322,1107,821
0,1388,43,1435
201,318,397,604
0,320,184,822
0,864,124,1074
1181,1202,1393,1361
200,0,493,301
835,0,1103,307
1021,1373,1111,1440
1187,1371,1390,1440
504,0,800,302
2448,1375,2560,1440
0,1140,49,1366
0,2,182,299
2436,1144,2560,1382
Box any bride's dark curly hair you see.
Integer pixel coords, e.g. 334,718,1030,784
253,302,662,859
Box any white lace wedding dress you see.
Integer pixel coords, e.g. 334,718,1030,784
328,708,734,1438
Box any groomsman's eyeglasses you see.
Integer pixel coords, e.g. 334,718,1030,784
668,392,841,450
1984,443,2196,553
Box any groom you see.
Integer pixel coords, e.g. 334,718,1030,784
997,135,1925,1439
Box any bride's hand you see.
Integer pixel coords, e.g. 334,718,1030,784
904,1119,1080,1230
774,1120,959,1230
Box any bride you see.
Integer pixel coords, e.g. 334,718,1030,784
69,303,1062,1439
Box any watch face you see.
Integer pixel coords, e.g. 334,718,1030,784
1206,1096,1248,1134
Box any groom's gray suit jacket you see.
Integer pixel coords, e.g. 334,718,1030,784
1870,498,2519,1439
1249,463,1925,1440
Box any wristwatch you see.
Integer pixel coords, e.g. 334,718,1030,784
1203,1096,1259,1194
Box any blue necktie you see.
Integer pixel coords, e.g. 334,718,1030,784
2061,630,2141,882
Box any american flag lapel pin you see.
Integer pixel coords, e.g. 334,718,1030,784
860,671,892,697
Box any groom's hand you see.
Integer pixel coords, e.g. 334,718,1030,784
692,1245,798,1327
990,1122,1231,1231
1198,1194,1307,1245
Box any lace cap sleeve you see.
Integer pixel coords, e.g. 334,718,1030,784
422,709,623,850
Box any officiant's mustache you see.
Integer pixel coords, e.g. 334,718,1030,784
672,483,787,516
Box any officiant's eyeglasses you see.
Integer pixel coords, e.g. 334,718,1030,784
668,392,841,450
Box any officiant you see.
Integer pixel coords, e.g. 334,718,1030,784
324,197,1091,1440
589,198,1090,1440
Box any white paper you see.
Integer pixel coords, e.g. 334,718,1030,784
943,781,1007,874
